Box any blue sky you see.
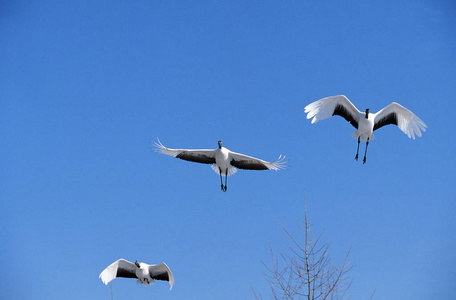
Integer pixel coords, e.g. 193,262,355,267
1,1,455,299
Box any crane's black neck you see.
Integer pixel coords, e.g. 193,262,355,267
365,108,370,119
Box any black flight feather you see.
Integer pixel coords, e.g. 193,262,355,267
152,272,170,282
231,159,268,170
176,152,216,164
333,104,359,129
374,112,398,131
116,267,137,279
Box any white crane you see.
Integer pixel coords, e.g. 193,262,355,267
99,259,174,290
304,95,427,164
154,139,286,191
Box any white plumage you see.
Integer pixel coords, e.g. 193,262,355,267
99,259,174,290
304,95,427,163
154,139,286,191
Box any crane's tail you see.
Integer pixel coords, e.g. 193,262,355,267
351,131,375,142
211,164,238,176
137,279,155,286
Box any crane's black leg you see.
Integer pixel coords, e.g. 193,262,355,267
219,168,224,191
224,170,228,192
355,137,360,161
363,138,370,164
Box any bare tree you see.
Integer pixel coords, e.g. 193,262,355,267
259,199,352,300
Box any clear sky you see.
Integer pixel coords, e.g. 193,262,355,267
1,1,455,299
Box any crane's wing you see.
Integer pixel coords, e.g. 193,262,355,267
99,259,137,285
229,151,287,171
304,95,361,129
149,262,175,290
154,139,216,164
373,102,427,139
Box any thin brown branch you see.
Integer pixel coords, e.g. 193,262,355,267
261,192,353,300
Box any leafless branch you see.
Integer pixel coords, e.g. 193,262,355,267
261,193,353,300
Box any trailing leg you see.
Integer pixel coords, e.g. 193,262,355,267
363,138,370,164
219,168,224,191
355,137,360,161
224,170,228,192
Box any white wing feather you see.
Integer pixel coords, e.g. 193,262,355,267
153,138,216,161
99,259,136,285
374,103,427,139
304,95,361,124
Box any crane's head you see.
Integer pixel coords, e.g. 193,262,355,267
135,261,140,268
218,140,222,148
365,108,370,119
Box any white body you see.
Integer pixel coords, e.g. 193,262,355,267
353,115,375,142
213,146,237,176
135,263,150,285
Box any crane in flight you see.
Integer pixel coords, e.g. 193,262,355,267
99,259,174,290
154,139,286,191
304,95,427,164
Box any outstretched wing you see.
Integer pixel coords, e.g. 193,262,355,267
149,262,175,290
304,95,361,129
229,151,287,171
154,138,216,164
373,102,427,139
99,259,137,285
